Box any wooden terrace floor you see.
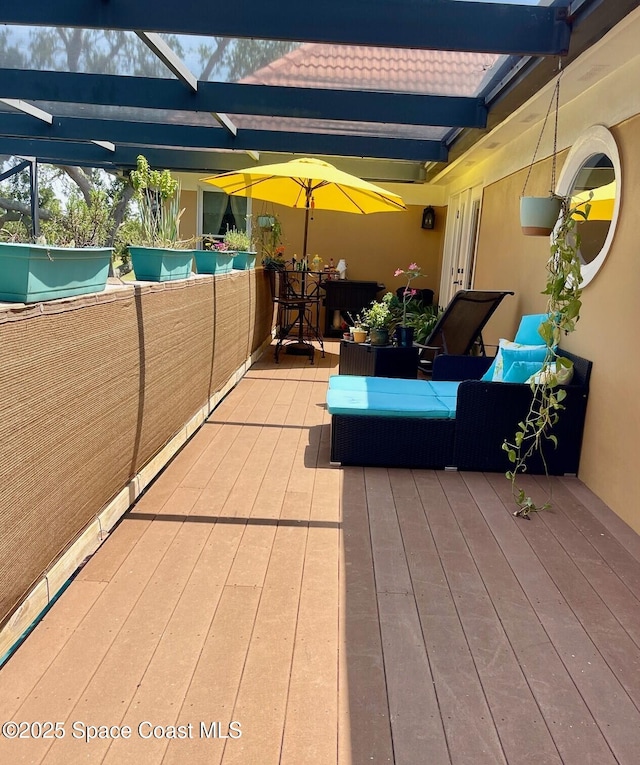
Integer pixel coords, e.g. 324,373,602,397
2,341,640,764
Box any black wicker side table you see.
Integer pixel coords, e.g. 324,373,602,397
338,340,419,378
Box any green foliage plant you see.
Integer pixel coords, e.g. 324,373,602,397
129,155,190,248
362,292,394,330
41,190,112,247
404,302,441,343
258,215,285,267
503,197,587,518
223,226,252,252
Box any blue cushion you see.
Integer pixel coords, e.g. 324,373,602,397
328,375,460,399
427,380,461,398
326,389,455,418
503,360,544,383
483,339,548,382
328,375,430,395
500,345,548,381
514,314,548,345
481,356,499,382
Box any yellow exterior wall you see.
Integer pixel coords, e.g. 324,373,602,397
261,202,445,301
472,116,640,533
180,189,198,241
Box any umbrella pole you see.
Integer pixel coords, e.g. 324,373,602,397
302,201,310,261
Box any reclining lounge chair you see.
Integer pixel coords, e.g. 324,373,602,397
417,289,514,374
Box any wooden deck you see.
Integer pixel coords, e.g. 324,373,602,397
2,340,640,764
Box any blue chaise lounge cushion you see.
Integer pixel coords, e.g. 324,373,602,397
326,375,459,419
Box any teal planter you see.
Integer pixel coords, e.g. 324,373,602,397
129,246,194,282
194,249,234,275
520,195,564,236
232,250,257,271
0,242,112,303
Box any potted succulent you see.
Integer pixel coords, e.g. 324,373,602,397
127,155,195,282
0,190,113,303
362,293,394,346
224,227,256,270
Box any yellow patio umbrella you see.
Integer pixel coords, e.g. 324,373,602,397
201,157,406,257
571,181,616,221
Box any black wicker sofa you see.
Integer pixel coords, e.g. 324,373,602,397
328,349,592,475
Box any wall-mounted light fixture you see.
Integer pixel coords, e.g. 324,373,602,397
421,206,435,230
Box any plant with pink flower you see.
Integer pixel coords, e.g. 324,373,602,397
394,262,423,326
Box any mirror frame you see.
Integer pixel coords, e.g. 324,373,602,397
556,125,621,287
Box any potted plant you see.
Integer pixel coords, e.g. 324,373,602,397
257,214,276,229
0,190,113,303
224,227,256,270
504,196,586,517
362,293,394,346
194,237,234,275
393,262,423,346
127,155,195,282
258,215,286,270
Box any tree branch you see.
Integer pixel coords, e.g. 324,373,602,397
0,197,52,221
60,165,93,204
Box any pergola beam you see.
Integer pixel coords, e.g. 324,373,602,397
0,70,488,129
134,32,199,92
0,125,447,164
0,1,571,55
0,114,445,164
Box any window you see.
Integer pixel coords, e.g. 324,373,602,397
200,189,249,244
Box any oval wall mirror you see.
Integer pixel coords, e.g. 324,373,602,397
556,125,621,287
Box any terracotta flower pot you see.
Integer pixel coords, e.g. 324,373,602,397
352,328,367,343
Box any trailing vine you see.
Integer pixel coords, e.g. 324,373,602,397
503,197,587,517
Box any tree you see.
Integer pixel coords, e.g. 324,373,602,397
2,26,299,243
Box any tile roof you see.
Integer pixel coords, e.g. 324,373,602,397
240,43,500,97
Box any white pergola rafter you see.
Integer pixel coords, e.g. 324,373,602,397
0,98,53,124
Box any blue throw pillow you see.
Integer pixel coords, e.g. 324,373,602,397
514,314,548,345
483,339,548,382
500,345,548,381
503,360,544,383
481,356,498,382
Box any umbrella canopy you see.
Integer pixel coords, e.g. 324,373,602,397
201,157,406,257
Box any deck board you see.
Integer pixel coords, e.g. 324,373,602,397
2,340,640,764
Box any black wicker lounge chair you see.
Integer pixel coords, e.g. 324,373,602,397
417,289,514,374
329,348,592,474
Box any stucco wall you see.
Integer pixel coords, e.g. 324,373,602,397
472,116,640,533
256,203,445,303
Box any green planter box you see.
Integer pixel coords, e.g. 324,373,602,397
232,250,257,271
194,250,234,275
0,242,113,303
129,246,195,282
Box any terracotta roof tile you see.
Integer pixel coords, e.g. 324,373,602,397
241,43,500,96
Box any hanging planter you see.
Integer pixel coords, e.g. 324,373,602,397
257,215,276,229
520,195,564,236
520,63,566,237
